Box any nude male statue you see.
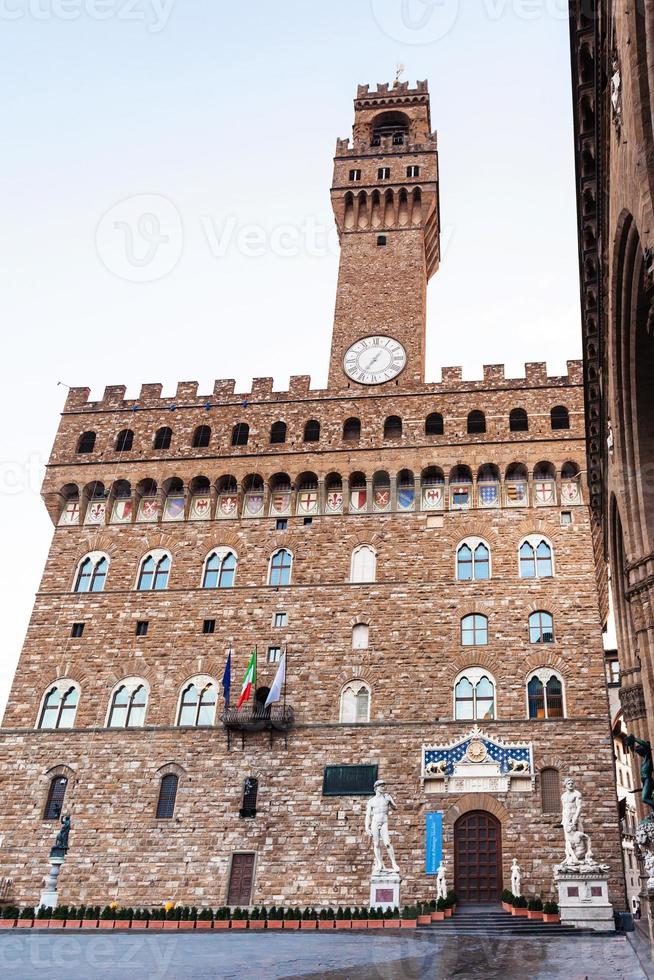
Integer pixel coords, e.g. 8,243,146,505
365,780,400,874
561,777,593,865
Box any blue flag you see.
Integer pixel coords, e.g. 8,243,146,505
222,650,232,706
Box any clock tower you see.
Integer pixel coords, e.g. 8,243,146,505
329,80,440,390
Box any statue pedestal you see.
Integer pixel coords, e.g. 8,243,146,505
554,865,614,932
369,870,401,911
39,854,64,910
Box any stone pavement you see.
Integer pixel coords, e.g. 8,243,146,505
0,931,645,980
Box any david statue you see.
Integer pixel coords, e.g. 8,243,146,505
365,780,400,875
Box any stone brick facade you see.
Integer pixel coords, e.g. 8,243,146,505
0,79,624,911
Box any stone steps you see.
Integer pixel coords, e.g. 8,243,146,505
423,906,618,939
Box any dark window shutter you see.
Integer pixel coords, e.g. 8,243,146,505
240,778,258,819
540,768,561,814
322,764,378,796
44,777,68,820
156,774,178,819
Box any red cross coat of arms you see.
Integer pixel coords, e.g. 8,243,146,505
298,491,318,513
60,501,80,525
535,482,555,504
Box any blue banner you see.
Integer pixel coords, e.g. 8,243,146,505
425,812,443,875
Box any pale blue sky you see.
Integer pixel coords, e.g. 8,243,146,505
0,0,579,712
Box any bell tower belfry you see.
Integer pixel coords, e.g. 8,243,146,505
328,80,440,390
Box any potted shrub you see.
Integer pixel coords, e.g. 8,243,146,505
196,908,213,930
0,905,18,929
301,907,317,930
51,905,68,929
543,901,560,924
350,907,365,930
162,905,179,931
249,907,266,930
527,898,543,921
446,891,458,915
65,906,82,930
131,909,148,931
335,907,350,931
400,905,417,929
18,907,35,929
417,902,432,927
231,907,248,930
177,906,194,931
284,908,301,930
267,906,284,930
81,905,99,930
99,906,116,930
384,906,400,928
501,889,514,914
432,898,446,922
511,896,528,918
35,905,52,928
213,907,230,930
114,907,132,930
148,908,165,931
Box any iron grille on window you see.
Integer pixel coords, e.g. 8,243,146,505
44,777,67,821
322,764,378,797
540,768,561,814
156,774,178,819
240,777,258,818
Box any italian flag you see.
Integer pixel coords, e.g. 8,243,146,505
236,650,256,708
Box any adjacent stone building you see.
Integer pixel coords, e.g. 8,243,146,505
0,80,624,910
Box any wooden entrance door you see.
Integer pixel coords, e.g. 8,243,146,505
227,852,255,906
454,811,502,903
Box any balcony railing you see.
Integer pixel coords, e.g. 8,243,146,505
221,705,294,746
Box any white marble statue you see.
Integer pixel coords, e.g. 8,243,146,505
365,780,400,874
561,777,594,867
436,862,448,900
510,858,521,897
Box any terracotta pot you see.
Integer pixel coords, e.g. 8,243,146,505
367,920,383,929
249,920,266,929
417,914,432,926
81,920,98,929
212,920,229,929
17,920,33,929
527,911,543,920
114,920,131,930
148,920,165,930
98,921,115,930
512,908,528,917
317,920,334,930
501,903,511,913
231,920,248,930
400,919,417,929
431,912,445,922
177,921,195,930
284,920,301,929
163,921,179,930
351,921,367,930
0,919,15,929
542,914,560,924
384,919,400,928
335,921,351,930
301,920,317,929
267,920,283,930
195,920,213,930
65,920,81,930
131,921,148,930
444,909,452,918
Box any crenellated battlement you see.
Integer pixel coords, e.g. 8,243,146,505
355,80,429,102
62,362,584,414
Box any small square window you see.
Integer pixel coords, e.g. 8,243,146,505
377,235,387,247
349,169,361,182
203,619,216,635
267,646,282,664
276,519,288,531
136,620,149,637
274,612,288,628
560,511,573,525
407,165,420,178
378,167,390,180
303,517,313,526
71,623,84,638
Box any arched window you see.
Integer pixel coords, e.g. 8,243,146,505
540,768,562,814
340,681,371,723
467,411,486,434
154,426,172,450
115,429,134,452
343,417,361,441
461,614,488,646
454,669,496,720
269,549,293,586
351,545,376,583
304,420,320,443
270,421,287,445
527,670,564,719
551,406,570,430
137,551,171,591
74,553,108,593
38,684,79,729
529,611,555,644
232,422,249,447
425,412,444,436
456,540,490,581
519,538,554,579
156,774,178,819
77,431,96,454
509,408,528,432
383,416,402,439
178,680,217,726
240,777,259,818
352,623,369,649
192,425,211,449
202,550,237,589
43,776,68,821
107,682,148,728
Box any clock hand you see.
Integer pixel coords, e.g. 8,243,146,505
363,351,382,371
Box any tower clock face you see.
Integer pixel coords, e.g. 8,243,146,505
343,336,407,385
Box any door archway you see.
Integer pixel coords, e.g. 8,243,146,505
454,810,502,903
